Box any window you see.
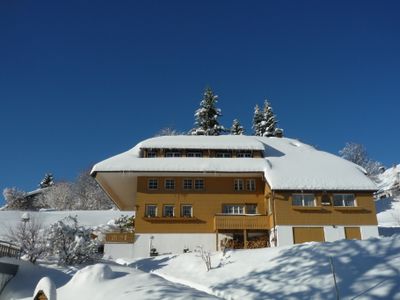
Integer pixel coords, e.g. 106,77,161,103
292,194,316,207
147,151,157,158
187,152,203,158
163,205,174,217
148,179,158,190
223,205,244,214
216,152,232,158
237,151,252,158
246,204,257,214
194,179,204,190
333,194,356,207
246,179,256,191
181,205,193,217
234,179,244,191
165,151,181,157
145,205,157,217
183,179,193,190
165,179,175,190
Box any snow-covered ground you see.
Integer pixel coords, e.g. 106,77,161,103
375,164,400,236
1,236,400,300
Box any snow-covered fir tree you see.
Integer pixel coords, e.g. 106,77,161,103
46,215,101,265
191,88,224,136
252,100,279,137
39,173,54,189
230,119,244,135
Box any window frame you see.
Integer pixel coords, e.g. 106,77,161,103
234,179,244,191
223,204,245,215
333,194,357,207
165,151,181,157
194,178,205,190
147,178,158,190
164,178,175,190
236,151,252,158
183,179,193,190
145,204,157,217
163,205,175,217
291,193,316,207
186,151,203,158
215,152,232,158
246,179,256,191
181,204,193,217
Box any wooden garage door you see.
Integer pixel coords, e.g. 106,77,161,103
344,227,361,240
293,227,325,244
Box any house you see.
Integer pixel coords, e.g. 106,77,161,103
91,135,379,258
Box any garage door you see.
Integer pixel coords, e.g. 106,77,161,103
344,227,361,240
293,227,325,244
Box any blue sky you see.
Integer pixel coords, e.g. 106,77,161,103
1,1,399,204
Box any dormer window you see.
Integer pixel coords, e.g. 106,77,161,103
236,151,252,158
165,151,181,157
216,152,232,158
147,150,157,158
186,152,203,158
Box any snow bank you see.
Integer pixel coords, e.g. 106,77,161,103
33,277,56,300
130,236,400,300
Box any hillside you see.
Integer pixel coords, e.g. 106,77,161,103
375,164,400,231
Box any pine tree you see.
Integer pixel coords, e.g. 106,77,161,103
40,173,54,189
230,119,244,135
252,104,263,136
252,100,279,137
191,88,224,136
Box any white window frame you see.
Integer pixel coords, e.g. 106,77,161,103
292,194,316,207
165,151,181,157
194,179,205,190
236,151,252,158
164,179,175,190
246,179,256,191
148,179,158,190
163,205,175,217
145,205,157,217
181,204,193,217
186,152,203,158
234,179,244,191
223,204,245,215
333,194,357,207
216,152,232,158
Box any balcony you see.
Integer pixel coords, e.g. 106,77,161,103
214,214,271,230
105,232,135,243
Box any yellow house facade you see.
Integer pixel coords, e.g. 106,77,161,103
91,135,378,258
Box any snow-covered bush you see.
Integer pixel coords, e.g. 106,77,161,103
114,215,135,232
2,187,30,210
46,215,101,265
6,217,47,263
339,143,384,177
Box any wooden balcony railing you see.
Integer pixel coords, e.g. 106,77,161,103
105,232,135,243
214,214,271,230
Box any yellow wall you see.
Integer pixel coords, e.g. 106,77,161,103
136,176,267,233
272,191,378,226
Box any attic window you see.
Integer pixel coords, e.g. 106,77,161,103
216,152,232,158
187,152,203,157
236,151,252,158
147,150,157,158
165,151,181,157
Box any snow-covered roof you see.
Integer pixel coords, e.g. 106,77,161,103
91,135,377,191
138,135,265,150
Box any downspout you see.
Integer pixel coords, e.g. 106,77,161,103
272,190,277,247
